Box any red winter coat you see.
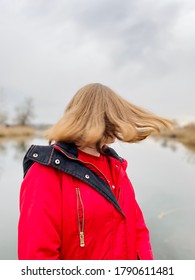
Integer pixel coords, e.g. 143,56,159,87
18,142,153,260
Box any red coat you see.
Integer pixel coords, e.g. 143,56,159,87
18,142,153,260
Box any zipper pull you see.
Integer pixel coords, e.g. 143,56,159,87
80,232,85,247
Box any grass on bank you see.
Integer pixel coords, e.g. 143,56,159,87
0,125,35,138
0,123,195,152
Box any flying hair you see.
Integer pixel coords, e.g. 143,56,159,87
45,83,172,153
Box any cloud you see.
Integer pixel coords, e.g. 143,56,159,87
0,0,195,123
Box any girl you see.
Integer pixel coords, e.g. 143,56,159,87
18,83,171,260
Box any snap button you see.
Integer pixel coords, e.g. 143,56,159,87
55,159,60,165
33,153,38,158
85,174,90,179
112,185,115,189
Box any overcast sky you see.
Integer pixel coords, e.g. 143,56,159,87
0,0,195,124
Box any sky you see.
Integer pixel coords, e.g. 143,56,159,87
0,0,195,124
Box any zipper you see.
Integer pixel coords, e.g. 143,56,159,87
117,186,121,201
76,187,85,247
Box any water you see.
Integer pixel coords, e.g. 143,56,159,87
0,137,195,260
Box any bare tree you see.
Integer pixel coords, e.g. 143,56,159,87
15,97,35,126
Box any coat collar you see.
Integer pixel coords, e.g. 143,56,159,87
23,142,125,217
55,141,124,163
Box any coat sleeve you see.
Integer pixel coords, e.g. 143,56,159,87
135,200,154,260
18,162,62,260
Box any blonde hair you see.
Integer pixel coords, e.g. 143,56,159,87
45,83,172,152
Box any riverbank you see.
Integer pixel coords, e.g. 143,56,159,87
0,125,35,138
1,123,195,152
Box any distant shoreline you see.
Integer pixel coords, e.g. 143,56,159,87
1,123,195,152
0,125,35,138
0,124,51,139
